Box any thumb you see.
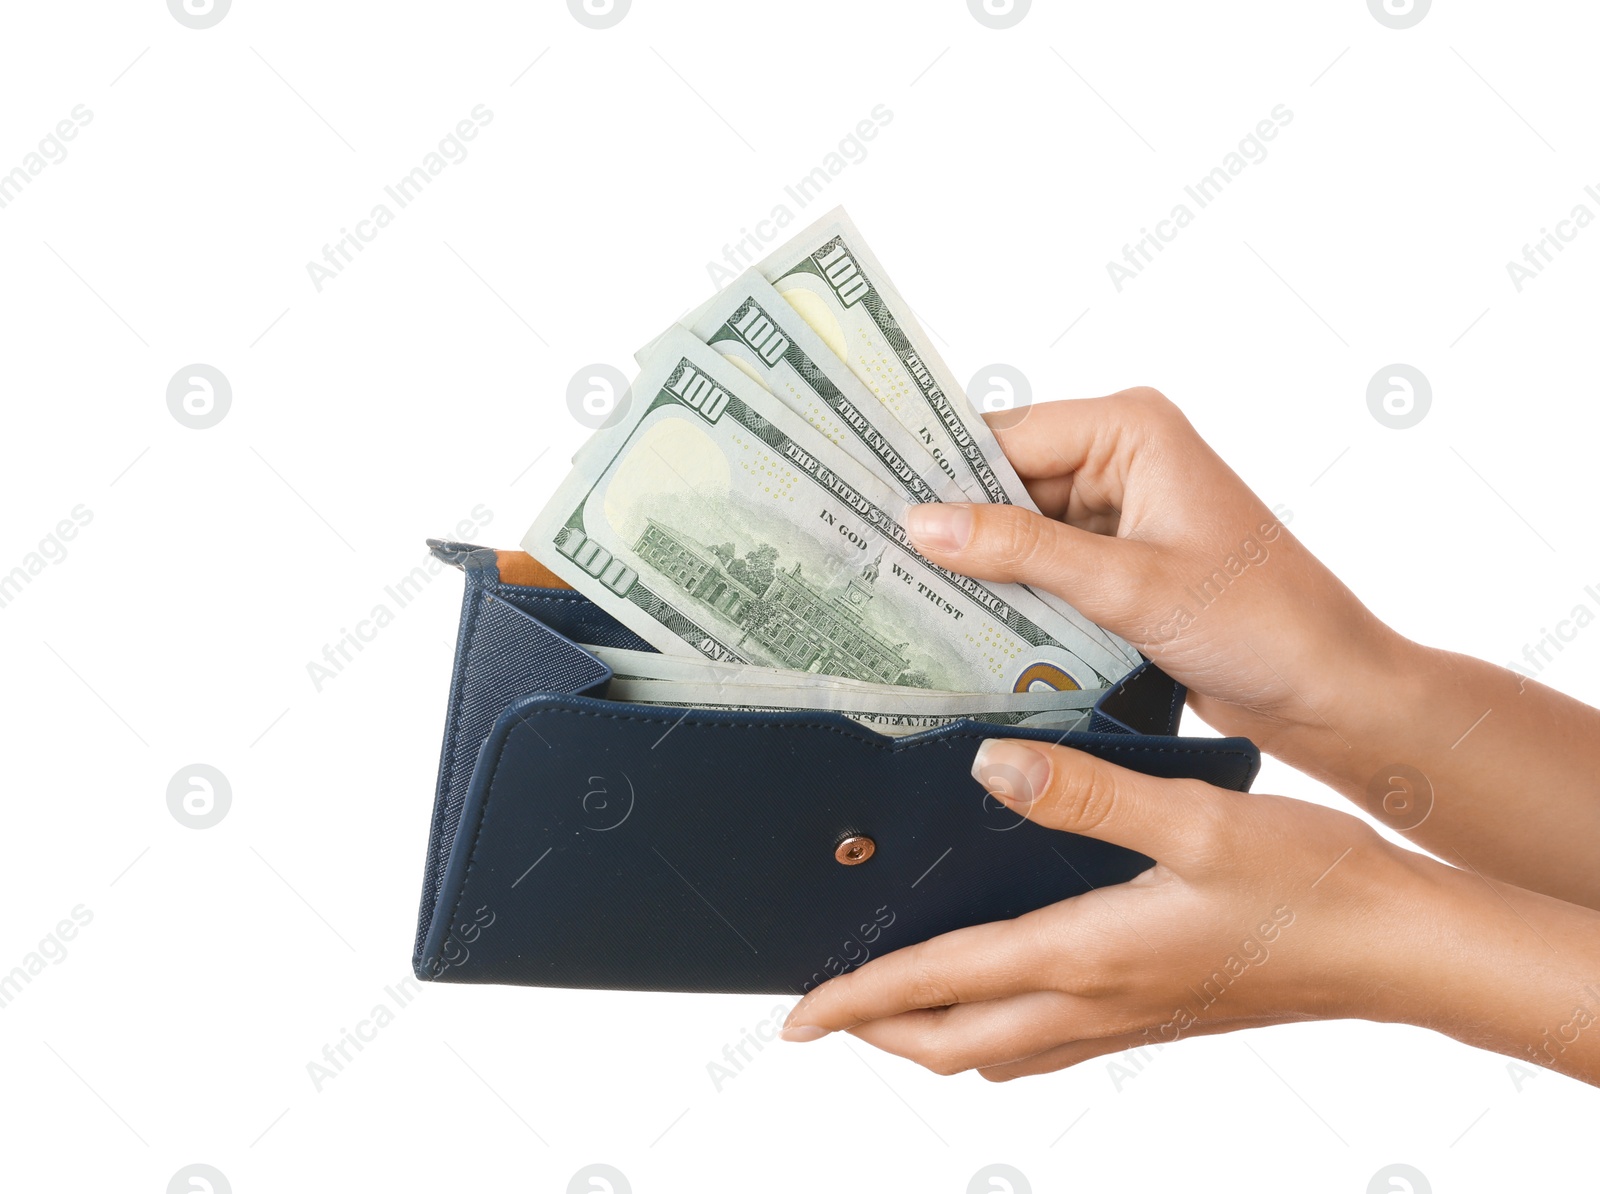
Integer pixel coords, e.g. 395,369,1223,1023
904,501,1156,632
971,737,1219,866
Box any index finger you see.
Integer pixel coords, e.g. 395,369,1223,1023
780,915,1056,1041
984,387,1174,481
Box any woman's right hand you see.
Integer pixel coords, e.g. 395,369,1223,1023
905,387,1408,759
905,387,1600,912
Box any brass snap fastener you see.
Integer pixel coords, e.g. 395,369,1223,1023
834,835,875,865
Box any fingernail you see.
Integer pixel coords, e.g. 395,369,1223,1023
905,503,973,552
972,739,1051,805
780,1024,831,1042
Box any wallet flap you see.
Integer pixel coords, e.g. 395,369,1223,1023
414,543,622,967
418,692,1260,993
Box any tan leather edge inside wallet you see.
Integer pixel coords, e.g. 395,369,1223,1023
494,549,573,590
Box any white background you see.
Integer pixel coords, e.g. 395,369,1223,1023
2,0,1597,1190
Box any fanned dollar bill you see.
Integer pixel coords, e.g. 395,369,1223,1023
738,207,1024,506
523,325,1130,691
679,268,966,507
745,210,1141,668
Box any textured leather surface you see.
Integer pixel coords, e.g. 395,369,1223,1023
413,540,1261,994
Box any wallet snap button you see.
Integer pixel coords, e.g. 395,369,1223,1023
834,835,875,865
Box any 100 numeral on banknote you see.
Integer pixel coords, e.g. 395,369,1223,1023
524,327,1126,692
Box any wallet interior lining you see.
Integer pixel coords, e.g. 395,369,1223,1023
495,549,572,590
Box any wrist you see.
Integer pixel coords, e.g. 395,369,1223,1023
1301,833,1464,1026
1338,845,1600,1078
1251,622,1429,792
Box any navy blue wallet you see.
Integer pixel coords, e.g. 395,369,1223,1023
412,539,1261,995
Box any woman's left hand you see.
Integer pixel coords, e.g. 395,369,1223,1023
778,737,1448,1080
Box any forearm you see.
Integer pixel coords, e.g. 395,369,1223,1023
1269,633,1600,909
1361,853,1600,1084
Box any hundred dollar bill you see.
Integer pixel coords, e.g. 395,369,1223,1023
690,210,1139,669
646,269,965,507
745,207,1024,506
770,211,1142,669
582,641,934,692
522,325,1132,691
583,642,1109,706
604,677,1094,737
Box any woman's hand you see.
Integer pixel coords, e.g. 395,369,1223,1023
778,738,1600,1087
904,387,1401,757
903,388,1600,911
780,736,1430,1075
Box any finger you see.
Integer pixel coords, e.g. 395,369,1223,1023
976,1015,1298,1082
844,989,1084,1076
981,387,1181,483
969,738,1223,863
780,914,1065,1041
840,983,1292,1078
1013,473,1123,532
903,500,1160,627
